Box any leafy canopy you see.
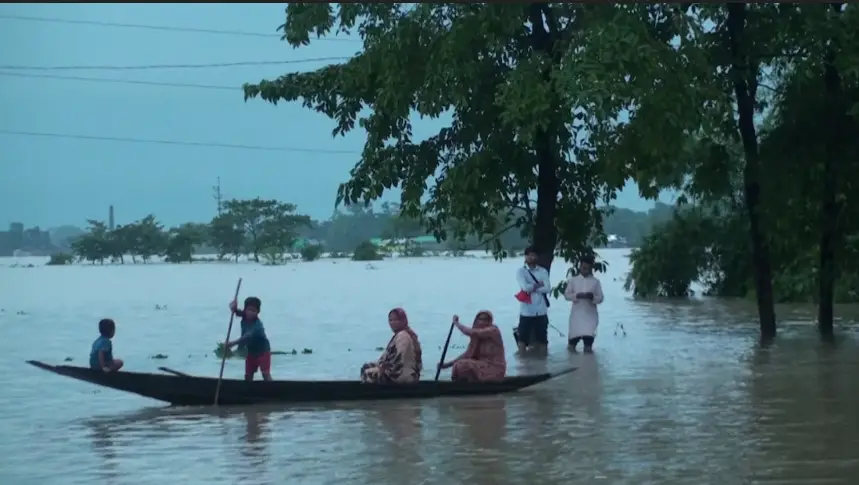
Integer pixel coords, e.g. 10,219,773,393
243,3,648,262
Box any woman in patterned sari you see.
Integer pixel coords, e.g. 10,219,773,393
438,310,506,382
360,308,423,384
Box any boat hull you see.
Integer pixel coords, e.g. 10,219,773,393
27,361,575,406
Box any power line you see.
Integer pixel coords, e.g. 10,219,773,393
0,129,361,154
0,57,351,71
0,13,360,42
0,71,238,91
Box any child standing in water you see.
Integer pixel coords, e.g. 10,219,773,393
89,318,124,372
226,297,273,381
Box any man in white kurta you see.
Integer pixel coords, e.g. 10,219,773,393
563,256,604,352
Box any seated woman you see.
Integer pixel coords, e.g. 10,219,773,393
438,311,506,382
360,308,423,384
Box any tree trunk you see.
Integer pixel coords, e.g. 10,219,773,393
818,157,837,341
818,3,845,341
727,3,777,342
534,130,560,273
529,4,561,274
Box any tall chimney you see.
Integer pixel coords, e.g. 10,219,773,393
108,205,115,230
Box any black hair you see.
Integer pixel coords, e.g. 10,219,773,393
580,254,595,265
98,318,116,337
524,246,538,256
244,296,262,311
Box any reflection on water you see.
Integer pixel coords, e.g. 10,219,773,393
438,397,509,485
237,410,270,481
748,340,859,484
359,402,424,485
2,252,859,484
89,421,119,483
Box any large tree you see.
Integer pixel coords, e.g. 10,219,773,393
221,198,311,263
243,4,632,271
587,4,789,340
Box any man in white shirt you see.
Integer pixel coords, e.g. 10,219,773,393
514,246,552,353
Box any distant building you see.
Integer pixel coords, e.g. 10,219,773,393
292,238,322,250
605,234,629,248
8,222,23,249
370,235,444,250
0,222,55,256
0,232,11,256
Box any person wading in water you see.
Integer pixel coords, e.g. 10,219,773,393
513,246,551,354
563,254,604,352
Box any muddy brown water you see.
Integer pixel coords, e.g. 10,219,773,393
1,251,857,484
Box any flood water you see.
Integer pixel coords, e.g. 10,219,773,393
1,249,858,485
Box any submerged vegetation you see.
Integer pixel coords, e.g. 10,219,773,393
46,253,74,266
351,241,383,262
213,343,311,360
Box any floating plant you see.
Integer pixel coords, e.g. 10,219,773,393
213,343,313,359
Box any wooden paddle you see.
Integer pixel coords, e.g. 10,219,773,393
214,277,243,406
434,316,457,381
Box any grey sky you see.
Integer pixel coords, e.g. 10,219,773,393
2,3,664,229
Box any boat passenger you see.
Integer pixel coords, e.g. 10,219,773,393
226,297,273,381
361,308,423,384
90,318,124,373
438,311,506,382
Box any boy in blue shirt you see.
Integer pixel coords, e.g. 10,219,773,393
90,318,124,372
226,297,272,381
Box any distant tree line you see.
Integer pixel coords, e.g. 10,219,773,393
308,201,671,254
64,198,312,265
51,198,667,265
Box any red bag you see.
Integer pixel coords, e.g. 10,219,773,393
514,290,532,304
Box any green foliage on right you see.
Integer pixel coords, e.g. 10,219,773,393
620,5,859,310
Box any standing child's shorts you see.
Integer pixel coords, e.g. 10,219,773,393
245,352,272,375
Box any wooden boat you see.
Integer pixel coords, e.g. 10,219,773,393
27,360,576,406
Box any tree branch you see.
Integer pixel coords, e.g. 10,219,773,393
465,221,520,251
519,188,535,223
